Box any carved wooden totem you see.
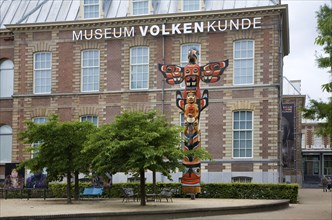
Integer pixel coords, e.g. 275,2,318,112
159,48,228,195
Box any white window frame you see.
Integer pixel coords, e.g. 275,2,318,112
0,125,12,163
233,40,254,85
182,0,201,12
130,47,149,90
132,0,149,16
0,60,14,98
80,115,99,126
232,111,253,158
34,52,52,94
81,49,100,92
82,0,101,19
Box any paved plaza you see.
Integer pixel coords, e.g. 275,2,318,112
0,188,331,220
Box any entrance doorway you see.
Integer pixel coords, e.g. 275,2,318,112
303,155,320,183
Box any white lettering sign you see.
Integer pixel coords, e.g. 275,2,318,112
72,17,262,41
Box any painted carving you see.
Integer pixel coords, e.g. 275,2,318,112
159,48,228,195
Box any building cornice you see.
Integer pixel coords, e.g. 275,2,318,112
11,83,281,99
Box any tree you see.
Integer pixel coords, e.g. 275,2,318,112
302,4,332,144
84,110,184,206
19,115,96,203
315,5,332,93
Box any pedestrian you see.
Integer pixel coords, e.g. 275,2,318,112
321,175,329,192
327,177,332,192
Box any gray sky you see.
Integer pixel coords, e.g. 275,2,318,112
282,0,331,103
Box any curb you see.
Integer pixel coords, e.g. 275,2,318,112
0,199,289,220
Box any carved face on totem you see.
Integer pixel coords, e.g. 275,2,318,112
184,65,200,94
186,92,196,104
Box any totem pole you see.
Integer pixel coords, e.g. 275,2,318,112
159,48,228,196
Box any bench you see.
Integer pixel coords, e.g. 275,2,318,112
157,188,175,202
80,187,103,199
122,187,138,202
26,188,48,200
2,188,23,199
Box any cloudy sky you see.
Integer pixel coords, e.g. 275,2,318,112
282,0,331,103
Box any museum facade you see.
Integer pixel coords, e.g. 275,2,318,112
0,0,289,184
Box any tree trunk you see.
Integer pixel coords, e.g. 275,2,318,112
153,169,156,194
140,169,146,206
74,171,79,200
66,171,72,204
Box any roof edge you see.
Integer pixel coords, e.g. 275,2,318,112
4,4,288,30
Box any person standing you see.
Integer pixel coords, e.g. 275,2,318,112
327,176,332,192
321,175,329,192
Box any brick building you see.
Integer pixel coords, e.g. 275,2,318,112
0,0,289,184
282,79,332,186
302,119,332,186
281,94,306,184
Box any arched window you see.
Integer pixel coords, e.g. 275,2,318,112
0,125,12,163
0,60,14,98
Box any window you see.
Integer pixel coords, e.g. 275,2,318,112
0,60,14,98
323,155,332,176
313,135,323,148
181,44,200,87
33,117,47,124
233,40,254,85
81,50,100,92
183,0,200,11
132,0,149,15
81,115,98,126
232,176,252,183
233,111,253,158
0,125,12,163
181,44,201,66
34,52,52,94
180,112,185,128
31,117,47,157
130,47,149,90
179,112,185,145
83,0,100,19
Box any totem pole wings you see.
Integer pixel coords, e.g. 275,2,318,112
200,60,229,83
158,64,184,85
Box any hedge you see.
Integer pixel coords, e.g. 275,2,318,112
2,182,299,203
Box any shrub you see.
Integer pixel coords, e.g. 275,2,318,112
3,182,298,203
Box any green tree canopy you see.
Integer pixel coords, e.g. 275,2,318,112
19,115,97,203
84,110,184,205
315,4,332,92
302,4,332,143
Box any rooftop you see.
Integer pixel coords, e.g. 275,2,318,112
0,0,279,29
